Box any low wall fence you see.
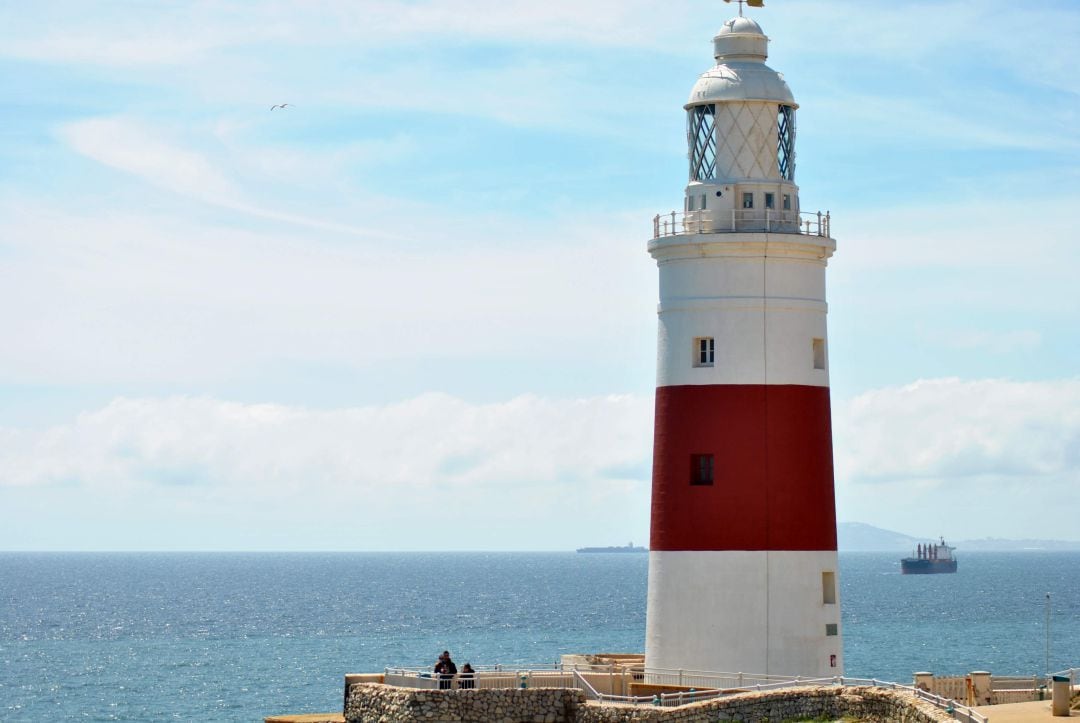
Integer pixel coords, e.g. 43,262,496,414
345,682,966,723
592,675,985,722
366,666,987,722
918,668,1080,706
921,676,967,702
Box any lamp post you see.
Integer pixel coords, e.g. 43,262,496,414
1045,592,1051,676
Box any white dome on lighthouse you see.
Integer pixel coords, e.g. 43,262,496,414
688,17,795,107
714,15,768,61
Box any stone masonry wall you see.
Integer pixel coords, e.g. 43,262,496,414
345,683,583,723
346,683,954,723
578,687,953,723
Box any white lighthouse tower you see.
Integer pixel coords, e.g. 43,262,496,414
644,7,842,677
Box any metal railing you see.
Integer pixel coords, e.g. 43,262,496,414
1052,667,1078,682
584,672,987,720
991,675,1044,690
637,668,803,689
839,677,988,723
378,665,988,722
652,209,831,239
384,664,573,691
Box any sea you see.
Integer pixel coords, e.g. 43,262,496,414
1,551,1077,721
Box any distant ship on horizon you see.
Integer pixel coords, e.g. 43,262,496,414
576,542,648,553
901,537,958,574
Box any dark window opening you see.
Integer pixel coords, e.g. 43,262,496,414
765,192,775,209
777,105,796,181
687,105,717,181
690,454,714,486
694,336,715,367
742,192,754,209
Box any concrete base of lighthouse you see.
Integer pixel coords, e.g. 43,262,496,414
644,550,842,676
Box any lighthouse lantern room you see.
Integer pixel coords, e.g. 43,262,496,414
644,7,842,677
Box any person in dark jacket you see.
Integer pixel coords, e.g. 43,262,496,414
434,650,457,690
458,663,475,689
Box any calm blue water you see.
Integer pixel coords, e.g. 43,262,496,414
1,551,1077,721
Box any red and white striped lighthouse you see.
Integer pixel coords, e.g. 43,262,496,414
644,9,842,677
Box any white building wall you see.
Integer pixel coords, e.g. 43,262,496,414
645,550,842,676
654,246,830,389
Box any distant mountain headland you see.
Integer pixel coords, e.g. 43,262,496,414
838,522,1080,552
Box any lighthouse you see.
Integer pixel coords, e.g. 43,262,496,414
644,8,842,677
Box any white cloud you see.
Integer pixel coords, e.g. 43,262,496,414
0,198,656,386
61,117,239,200
833,194,1080,275
4,377,1078,547
0,0,677,71
0,393,653,549
837,378,1080,483
57,117,398,238
833,378,1080,539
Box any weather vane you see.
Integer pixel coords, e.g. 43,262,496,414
724,0,764,17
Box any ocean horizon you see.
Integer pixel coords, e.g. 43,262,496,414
3,550,1077,721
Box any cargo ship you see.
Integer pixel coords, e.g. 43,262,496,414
901,537,957,574
576,542,647,553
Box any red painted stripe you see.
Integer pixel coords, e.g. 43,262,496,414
650,384,837,552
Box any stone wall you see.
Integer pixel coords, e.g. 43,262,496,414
578,687,951,723
345,683,583,723
345,683,954,723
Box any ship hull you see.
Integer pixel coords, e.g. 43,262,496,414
901,558,957,574
576,547,647,553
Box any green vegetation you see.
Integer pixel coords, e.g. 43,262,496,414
781,717,873,723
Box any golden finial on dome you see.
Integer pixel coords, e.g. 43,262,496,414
723,0,764,17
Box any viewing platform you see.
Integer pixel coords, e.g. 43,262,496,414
652,209,832,239
268,663,1080,722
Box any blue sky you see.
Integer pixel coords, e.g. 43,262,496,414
1,0,1078,550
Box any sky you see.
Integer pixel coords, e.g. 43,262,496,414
1,0,1078,550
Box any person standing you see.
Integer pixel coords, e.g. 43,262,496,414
434,650,457,690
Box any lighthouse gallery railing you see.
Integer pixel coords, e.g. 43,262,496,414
652,209,831,239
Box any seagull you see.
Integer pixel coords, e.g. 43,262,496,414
270,103,292,111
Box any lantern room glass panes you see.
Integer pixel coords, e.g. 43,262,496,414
687,104,717,181
777,104,796,181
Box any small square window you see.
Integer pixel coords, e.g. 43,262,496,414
825,623,838,637
813,338,826,370
742,192,754,209
700,193,707,210
693,337,715,367
765,193,775,209
690,454,714,486
782,194,791,211
687,195,695,211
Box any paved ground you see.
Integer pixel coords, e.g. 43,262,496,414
972,700,1071,721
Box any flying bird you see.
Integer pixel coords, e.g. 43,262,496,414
270,103,292,110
